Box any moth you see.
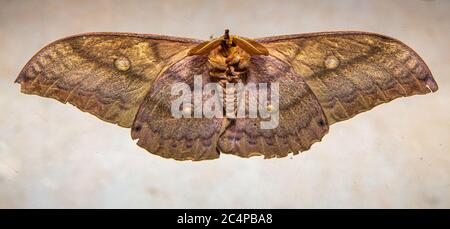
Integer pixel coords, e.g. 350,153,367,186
16,29,438,161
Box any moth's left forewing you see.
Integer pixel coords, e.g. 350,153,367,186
16,33,203,128
256,32,438,125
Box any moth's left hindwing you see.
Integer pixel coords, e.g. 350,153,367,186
131,56,226,161
16,33,202,127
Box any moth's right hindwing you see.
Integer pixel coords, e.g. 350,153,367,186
218,55,329,158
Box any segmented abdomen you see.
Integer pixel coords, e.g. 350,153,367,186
217,79,243,118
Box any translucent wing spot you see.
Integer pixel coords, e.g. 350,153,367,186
114,56,131,71
182,106,192,116
266,104,278,113
324,55,340,69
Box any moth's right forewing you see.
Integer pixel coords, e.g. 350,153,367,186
257,32,438,125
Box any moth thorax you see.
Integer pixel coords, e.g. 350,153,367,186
207,46,250,82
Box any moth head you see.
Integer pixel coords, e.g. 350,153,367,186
188,29,269,56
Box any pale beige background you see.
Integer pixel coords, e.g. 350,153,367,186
0,0,449,208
